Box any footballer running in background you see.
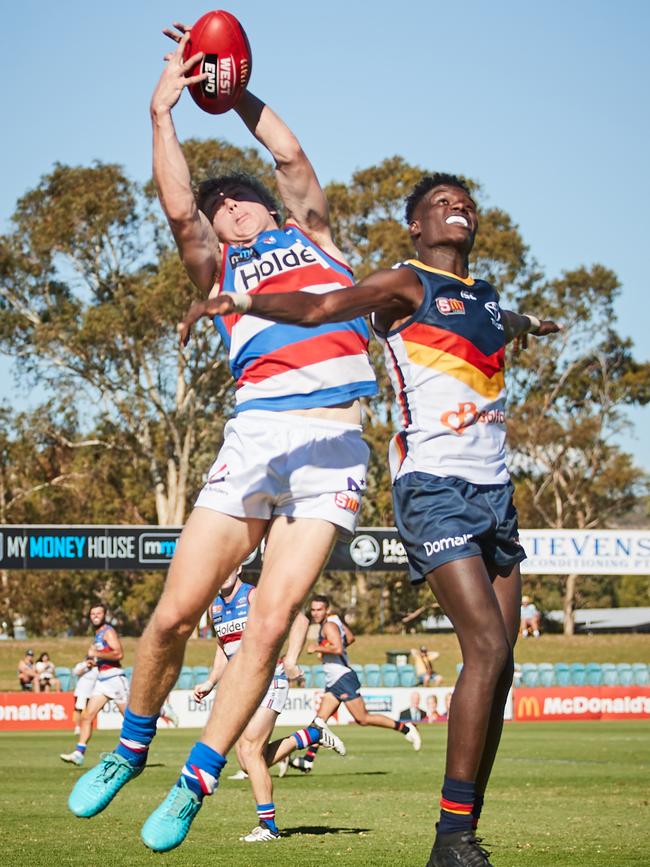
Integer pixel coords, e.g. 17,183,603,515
280,593,421,779
60,603,128,766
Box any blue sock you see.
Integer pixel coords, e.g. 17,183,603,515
76,743,86,755
292,725,320,749
438,776,475,835
115,707,159,767
179,741,227,799
257,802,278,834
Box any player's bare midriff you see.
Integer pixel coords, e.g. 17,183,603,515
281,399,361,425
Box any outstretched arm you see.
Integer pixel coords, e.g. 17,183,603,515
502,310,561,345
178,267,424,344
152,26,220,293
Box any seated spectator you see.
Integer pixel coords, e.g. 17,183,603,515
18,649,40,691
411,645,443,686
425,694,441,722
399,690,427,722
520,595,541,638
35,652,61,691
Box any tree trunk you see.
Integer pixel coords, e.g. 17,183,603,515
563,573,579,635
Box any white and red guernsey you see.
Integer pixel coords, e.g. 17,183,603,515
211,582,284,677
214,224,377,413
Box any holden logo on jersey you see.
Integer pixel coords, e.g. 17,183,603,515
215,617,247,637
460,289,477,301
349,534,381,567
484,301,504,331
440,402,506,435
234,243,329,292
436,297,466,316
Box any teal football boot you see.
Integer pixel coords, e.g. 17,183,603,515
140,778,203,852
68,752,142,818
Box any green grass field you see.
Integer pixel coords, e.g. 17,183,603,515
2,632,649,690
1,723,648,866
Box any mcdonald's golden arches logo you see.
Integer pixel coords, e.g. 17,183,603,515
516,695,541,719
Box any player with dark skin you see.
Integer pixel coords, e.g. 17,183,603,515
180,179,560,867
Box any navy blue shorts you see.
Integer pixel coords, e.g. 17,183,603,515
392,472,526,584
327,670,362,702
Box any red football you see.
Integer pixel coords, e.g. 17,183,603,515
183,10,252,114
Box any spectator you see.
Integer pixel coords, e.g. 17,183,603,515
425,694,441,722
35,652,61,691
399,690,427,722
520,595,541,638
411,645,443,686
18,649,40,691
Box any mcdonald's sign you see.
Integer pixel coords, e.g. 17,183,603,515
515,693,541,720
514,687,650,721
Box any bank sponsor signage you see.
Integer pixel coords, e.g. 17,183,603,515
0,525,145,570
97,687,461,730
2,525,649,575
514,686,650,721
0,691,76,731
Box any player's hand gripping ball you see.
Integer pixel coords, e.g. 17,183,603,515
183,10,252,114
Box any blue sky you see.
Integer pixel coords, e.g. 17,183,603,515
2,0,649,469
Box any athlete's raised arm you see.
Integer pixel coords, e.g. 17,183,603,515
151,27,221,293
234,91,339,258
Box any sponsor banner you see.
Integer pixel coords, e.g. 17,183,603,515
514,686,650,721
97,687,465,730
519,529,650,575
2,525,650,574
0,691,76,731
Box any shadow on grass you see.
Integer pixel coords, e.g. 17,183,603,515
279,771,389,779
282,825,371,837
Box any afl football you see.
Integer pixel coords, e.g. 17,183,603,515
183,10,252,114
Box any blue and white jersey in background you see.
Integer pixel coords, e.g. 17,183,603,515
319,614,352,687
211,582,285,679
94,623,123,680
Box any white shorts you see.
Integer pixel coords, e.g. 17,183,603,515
74,670,98,710
195,411,369,536
259,675,289,714
92,674,129,704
